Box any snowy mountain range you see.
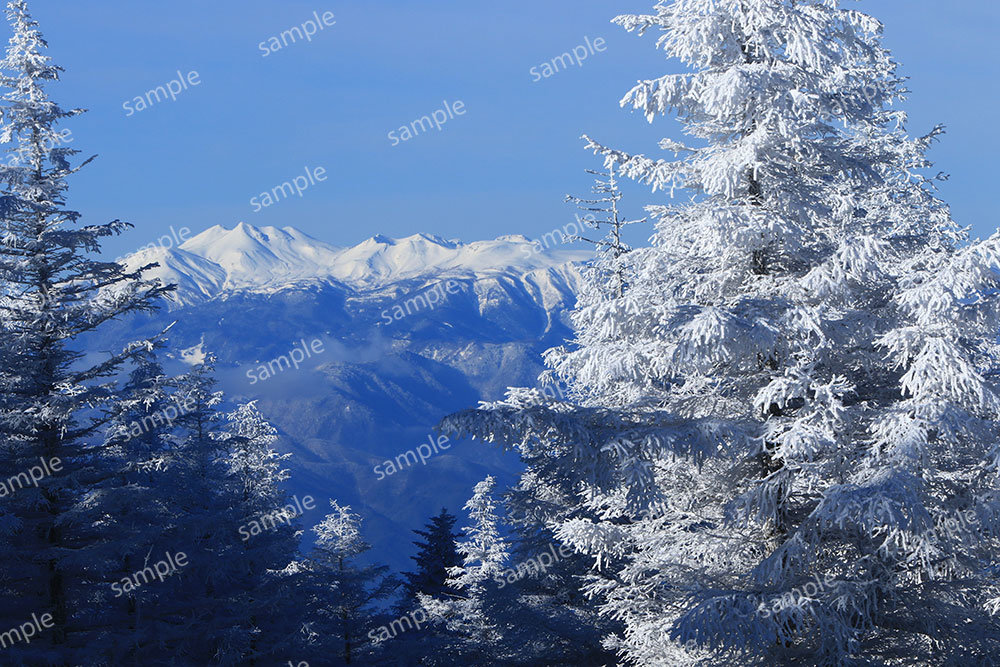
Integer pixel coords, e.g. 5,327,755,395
125,222,586,308
104,223,589,572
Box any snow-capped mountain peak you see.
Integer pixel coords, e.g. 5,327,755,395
178,223,343,282
123,223,589,306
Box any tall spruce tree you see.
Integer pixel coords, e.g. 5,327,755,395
444,0,1000,664
0,0,167,660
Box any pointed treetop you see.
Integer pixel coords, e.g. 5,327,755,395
313,500,369,559
2,0,58,77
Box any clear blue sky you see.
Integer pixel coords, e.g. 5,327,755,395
16,1,1000,258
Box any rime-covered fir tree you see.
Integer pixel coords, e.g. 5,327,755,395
132,355,247,664
304,500,398,665
101,357,306,665
160,357,308,666
565,165,644,299
219,401,303,665
420,476,513,664
0,0,166,660
445,0,1000,664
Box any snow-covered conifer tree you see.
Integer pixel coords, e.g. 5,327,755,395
565,165,645,299
0,0,167,659
445,0,1000,663
305,500,398,665
103,359,306,665
84,341,190,664
217,401,303,664
158,357,250,664
420,476,512,663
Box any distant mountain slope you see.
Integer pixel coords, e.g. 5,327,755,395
101,224,587,572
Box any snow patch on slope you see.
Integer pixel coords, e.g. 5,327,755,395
177,338,207,366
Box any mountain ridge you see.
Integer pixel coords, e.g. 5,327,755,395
124,223,591,308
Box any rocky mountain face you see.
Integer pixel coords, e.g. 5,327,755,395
99,223,586,571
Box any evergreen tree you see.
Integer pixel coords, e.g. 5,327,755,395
221,401,303,665
399,507,462,610
445,0,1000,664
565,165,644,299
420,477,511,664
99,357,306,666
0,0,166,660
158,356,247,664
305,500,398,665
87,341,189,665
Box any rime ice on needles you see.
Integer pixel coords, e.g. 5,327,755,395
0,0,167,657
419,476,511,662
564,165,646,299
304,500,398,665
444,0,1000,663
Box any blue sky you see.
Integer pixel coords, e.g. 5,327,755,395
17,1,1000,258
